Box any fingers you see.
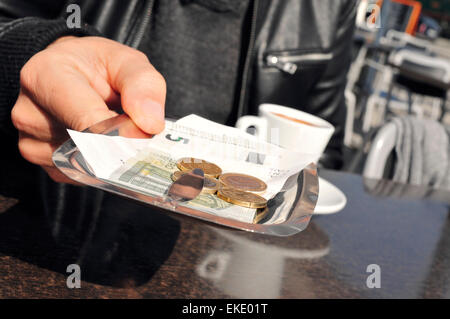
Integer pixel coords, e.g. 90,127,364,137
20,53,118,132
11,90,67,143
107,50,166,134
17,132,59,167
17,131,79,184
18,37,166,135
14,111,80,185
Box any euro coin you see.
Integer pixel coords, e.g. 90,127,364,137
176,157,222,178
219,173,267,193
171,170,219,194
217,187,267,209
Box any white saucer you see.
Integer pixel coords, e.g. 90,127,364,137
314,177,347,215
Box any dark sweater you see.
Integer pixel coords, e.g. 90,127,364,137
140,0,250,123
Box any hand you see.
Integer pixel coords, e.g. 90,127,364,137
11,36,166,183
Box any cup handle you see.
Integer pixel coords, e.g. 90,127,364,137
235,116,268,140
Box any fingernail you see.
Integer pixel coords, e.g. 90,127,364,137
139,100,165,132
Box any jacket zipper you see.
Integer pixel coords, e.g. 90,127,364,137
128,0,155,48
265,52,334,75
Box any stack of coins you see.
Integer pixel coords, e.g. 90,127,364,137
174,157,270,223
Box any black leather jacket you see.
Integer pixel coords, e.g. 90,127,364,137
0,0,356,168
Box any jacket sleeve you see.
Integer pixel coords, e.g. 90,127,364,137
304,0,356,169
0,16,100,137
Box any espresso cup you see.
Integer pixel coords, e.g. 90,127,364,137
236,104,335,162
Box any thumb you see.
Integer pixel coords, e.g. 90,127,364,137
110,52,166,134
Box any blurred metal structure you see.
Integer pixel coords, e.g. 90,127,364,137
363,122,397,179
362,44,450,132
345,0,450,176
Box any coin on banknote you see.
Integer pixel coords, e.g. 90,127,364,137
219,173,267,193
176,157,222,178
217,187,267,209
171,170,219,194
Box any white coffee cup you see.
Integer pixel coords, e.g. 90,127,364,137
236,104,335,162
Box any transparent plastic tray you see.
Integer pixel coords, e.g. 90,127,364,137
52,115,319,236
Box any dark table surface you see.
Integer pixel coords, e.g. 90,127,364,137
0,168,450,298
